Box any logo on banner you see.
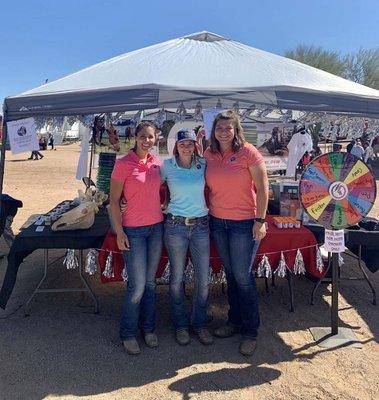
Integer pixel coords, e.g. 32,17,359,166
17,126,27,136
7,117,39,155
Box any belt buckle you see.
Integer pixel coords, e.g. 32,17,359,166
184,217,195,226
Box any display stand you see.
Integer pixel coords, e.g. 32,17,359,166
299,152,376,348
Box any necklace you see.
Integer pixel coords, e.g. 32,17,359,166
176,156,192,169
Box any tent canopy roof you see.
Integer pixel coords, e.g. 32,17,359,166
5,31,379,120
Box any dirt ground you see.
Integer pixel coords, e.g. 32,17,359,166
0,143,378,400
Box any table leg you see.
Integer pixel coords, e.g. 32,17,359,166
286,271,294,312
264,277,269,293
24,249,99,315
79,250,99,313
357,246,377,306
24,249,49,316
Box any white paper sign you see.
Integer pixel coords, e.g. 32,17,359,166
76,123,91,180
7,118,39,154
324,229,345,253
264,156,288,171
202,108,225,140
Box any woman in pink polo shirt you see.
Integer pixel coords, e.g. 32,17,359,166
110,121,163,355
204,110,269,356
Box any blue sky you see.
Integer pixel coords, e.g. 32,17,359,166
1,0,378,106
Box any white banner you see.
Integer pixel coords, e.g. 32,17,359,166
202,108,225,140
7,118,39,154
324,229,345,253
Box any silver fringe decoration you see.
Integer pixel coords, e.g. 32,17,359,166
175,102,187,122
77,114,95,129
102,251,114,278
184,260,194,283
133,110,144,125
293,249,306,275
316,246,324,273
193,101,203,121
280,109,293,123
208,266,226,284
257,108,273,118
256,255,272,278
232,101,239,113
121,265,128,282
213,268,227,284
208,267,214,284
240,105,256,121
63,249,79,270
85,249,98,275
154,108,166,128
161,262,171,283
274,252,287,278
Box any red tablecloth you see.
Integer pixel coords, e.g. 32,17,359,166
98,216,321,283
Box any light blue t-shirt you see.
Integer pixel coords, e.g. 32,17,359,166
161,157,208,217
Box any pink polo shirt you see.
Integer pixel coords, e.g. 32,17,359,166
204,143,264,220
111,150,163,227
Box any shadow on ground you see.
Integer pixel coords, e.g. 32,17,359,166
0,245,377,399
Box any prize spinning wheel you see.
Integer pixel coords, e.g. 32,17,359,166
299,151,376,343
299,152,376,229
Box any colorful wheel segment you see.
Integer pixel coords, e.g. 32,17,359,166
299,152,376,229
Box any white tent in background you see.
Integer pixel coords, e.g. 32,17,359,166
3,31,379,120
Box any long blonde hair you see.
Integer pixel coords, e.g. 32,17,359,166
209,110,246,153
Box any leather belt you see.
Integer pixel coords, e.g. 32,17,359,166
166,213,208,226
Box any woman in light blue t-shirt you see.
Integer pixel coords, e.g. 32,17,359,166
161,129,213,347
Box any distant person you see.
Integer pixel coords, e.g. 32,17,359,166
39,136,47,150
350,139,364,159
363,142,374,167
125,126,132,143
301,151,312,167
28,150,43,160
346,139,355,153
259,127,285,156
48,132,55,150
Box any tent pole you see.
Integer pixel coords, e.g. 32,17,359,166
0,103,8,197
88,138,95,188
87,117,98,188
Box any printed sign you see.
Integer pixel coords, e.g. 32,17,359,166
7,117,39,154
264,156,288,171
324,229,345,253
202,108,225,140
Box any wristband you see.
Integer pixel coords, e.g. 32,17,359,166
255,217,265,224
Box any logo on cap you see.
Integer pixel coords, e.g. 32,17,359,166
177,129,196,142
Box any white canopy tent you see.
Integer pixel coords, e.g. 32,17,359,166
3,31,379,121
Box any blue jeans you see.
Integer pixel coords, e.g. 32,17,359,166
164,217,210,331
209,216,260,338
119,222,163,340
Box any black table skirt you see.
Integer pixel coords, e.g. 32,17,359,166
305,223,379,273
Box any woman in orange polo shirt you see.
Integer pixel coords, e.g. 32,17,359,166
204,110,269,356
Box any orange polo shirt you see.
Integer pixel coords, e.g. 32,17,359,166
204,143,264,220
